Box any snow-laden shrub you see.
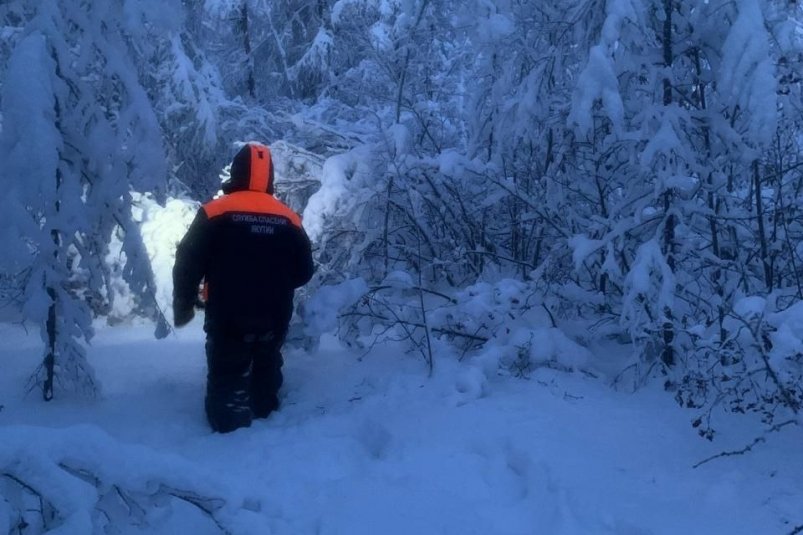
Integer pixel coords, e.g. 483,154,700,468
435,279,592,377
678,294,803,440
322,276,591,377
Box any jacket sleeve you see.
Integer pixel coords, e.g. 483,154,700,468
292,225,315,289
173,209,211,317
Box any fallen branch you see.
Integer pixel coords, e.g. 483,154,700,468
692,419,798,469
2,472,48,529
340,311,489,342
160,484,231,535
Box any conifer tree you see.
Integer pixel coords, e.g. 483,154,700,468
0,0,170,399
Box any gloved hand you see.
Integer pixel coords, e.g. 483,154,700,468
174,306,195,328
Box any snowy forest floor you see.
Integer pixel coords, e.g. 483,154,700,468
1,321,802,535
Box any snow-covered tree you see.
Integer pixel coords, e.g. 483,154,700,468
562,0,802,428
0,0,170,399
200,0,333,101
298,0,802,431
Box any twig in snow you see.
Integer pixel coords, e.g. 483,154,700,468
541,303,557,328
159,484,231,535
58,462,101,486
2,472,49,528
692,419,798,469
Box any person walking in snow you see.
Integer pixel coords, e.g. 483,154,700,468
172,142,314,433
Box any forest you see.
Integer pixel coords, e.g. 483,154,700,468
0,0,803,533
1,1,802,532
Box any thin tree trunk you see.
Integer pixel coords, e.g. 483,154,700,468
754,160,773,290
240,2,256,99
694,48,726,343
394,0,430,124
44,55,64,402
661,0,675,368
383,175,394,278
395,48,410,124
44,166,62,401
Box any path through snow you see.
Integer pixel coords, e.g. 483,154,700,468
1,323,802,534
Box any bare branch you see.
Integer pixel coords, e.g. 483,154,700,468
692,419,798,469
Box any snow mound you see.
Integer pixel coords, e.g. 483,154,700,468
302,144,376,241
0,425,265,534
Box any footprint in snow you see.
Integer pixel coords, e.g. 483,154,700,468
355,419,393,460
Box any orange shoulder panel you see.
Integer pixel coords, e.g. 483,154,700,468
202,191,302,227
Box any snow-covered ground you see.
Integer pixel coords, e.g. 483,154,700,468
1,321,802,534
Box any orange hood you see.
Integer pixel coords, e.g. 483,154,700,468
223,142,275,194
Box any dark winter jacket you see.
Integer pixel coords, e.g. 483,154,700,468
173,143,314,334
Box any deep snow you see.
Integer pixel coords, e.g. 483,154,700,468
1,321,802,534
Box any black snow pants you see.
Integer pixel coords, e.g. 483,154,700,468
205,330,285,433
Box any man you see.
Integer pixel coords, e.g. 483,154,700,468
173,142,314,433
